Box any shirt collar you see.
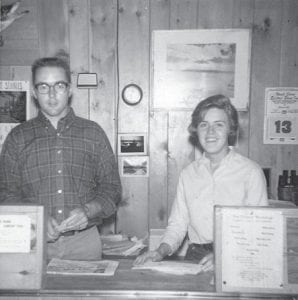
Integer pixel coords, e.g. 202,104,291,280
37,107,76,128
200,147,235,167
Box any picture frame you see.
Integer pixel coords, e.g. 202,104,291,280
152,29,251,111
0,80,30,152
0,205,45,290
120,156,149,177
118,133,147,156
215,205,298,295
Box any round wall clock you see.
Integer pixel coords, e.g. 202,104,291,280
122,84,143,106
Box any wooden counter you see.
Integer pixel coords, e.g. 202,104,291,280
0,258,296,299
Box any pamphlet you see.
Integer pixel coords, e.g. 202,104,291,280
47,258,119,276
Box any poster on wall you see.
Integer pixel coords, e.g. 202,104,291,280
263,87,298,144
0,80,30,152
152,29,251,111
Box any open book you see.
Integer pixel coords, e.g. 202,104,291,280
47,258,119,276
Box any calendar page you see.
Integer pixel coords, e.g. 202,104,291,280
263,87,298,144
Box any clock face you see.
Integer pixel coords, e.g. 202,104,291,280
122,84,143,105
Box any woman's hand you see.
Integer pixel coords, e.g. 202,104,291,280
198,252,214,272
133,250,163,265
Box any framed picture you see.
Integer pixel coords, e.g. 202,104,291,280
0,80,30,152
118,133,147,156
152,29,251,110
120,156,149,177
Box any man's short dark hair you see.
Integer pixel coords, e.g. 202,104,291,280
31,55,71,84
188,94,239,149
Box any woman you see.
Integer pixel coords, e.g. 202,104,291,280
134,94,268,271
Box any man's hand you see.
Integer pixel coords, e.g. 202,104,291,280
58,207,88,233
47,216,60,242
133,250,163,266
198,252,214,272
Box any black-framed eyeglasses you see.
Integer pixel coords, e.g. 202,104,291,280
34,81,69,94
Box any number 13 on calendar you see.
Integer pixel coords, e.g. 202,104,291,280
264,116,298,144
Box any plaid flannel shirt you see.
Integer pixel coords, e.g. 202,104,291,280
0,108,121,225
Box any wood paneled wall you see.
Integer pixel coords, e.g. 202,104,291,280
0,0,297,238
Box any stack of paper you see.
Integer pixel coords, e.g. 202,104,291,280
102,234,146,256
47,258,119,276
132,261,203,275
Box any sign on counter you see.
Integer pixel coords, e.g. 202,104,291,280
215,206,298,294
0,215,31,253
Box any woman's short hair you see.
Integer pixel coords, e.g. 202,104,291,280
188,94,239,148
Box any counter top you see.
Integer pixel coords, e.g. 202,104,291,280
0,258,296,299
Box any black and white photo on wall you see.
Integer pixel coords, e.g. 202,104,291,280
120,156,149,177
118,133,147,156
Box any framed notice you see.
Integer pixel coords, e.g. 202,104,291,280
215,206,298,294
152,29,251,110
0,80,30,152
0,205,45,290
263,87,298,144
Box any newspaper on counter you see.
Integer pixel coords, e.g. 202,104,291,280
132,260,203,275
47,258,119,276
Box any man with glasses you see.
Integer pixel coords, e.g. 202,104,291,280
0,54,122,260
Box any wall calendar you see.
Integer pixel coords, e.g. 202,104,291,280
263,87,298,144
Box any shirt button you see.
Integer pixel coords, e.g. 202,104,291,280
58,209,63,214
57,190,62,194
58,170,62,174
57,133,61,137
57,150,62,154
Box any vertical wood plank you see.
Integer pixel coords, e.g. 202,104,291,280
170,0,198,29
232,0,254,28
149,0,170,230
118,0,149,133
68,0,90,119
117,0,150,238
89,0,118,146
37,0,69,57
150,0,170,31
198,0,234,28
167,111,194,216
232,0,255,157
149,111,168,229
277,0,298,189
89,0,118,233
250,0,283,198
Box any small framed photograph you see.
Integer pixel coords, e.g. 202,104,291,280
120,156,149,177
118,133,147,156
